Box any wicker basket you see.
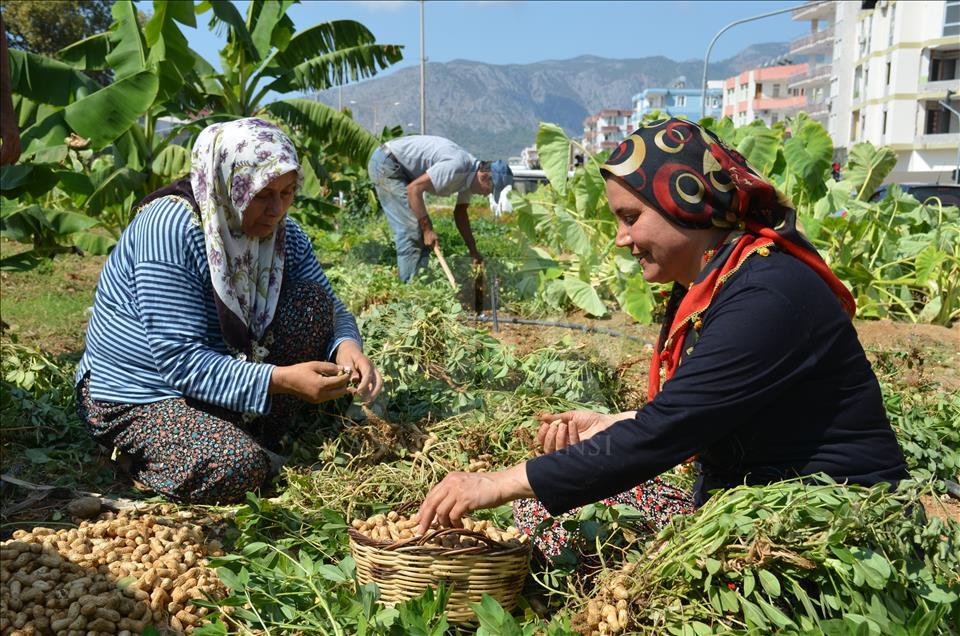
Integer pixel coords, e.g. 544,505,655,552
349,526,531,622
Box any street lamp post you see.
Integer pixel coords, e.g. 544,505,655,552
700,1,830,120
349,100,401,132
420,0,427,135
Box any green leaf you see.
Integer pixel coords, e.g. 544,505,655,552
262,20,403,94
734,126,781,177
106,0,149,79
57,32,112,71
757,569,781,597
563,274,606,317
73,232,116,256
24,448,51,464
537,123,571,196
472,594,523,636
64,70,160,149
845,142,898,201
47,211,99,235
783,114,833,202
152,144,192,181
619,274,653,323
264,98,380,163
8,49,100,106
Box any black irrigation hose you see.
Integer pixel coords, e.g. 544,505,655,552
945,480,960,501
465,314,650,343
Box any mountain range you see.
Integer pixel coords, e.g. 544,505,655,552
313,42,790,159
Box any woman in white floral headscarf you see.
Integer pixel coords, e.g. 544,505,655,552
74,118,382,504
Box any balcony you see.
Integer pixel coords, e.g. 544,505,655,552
920,79,960,97
792,1,834,22
790,26,835,56
753,96,807,111
789,63,832,88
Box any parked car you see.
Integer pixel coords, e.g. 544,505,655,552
869,183,960,207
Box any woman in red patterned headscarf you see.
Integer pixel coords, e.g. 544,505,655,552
416,118,907,560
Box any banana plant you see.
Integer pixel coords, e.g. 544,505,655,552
2,0,403,269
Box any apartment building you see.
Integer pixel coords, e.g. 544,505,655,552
722,63,809,126
794,0,959,182
582,108,633,154
631,77,723,127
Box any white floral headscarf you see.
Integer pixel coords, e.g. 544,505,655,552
190,118,303,356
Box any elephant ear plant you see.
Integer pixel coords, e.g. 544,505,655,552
1,0,403,271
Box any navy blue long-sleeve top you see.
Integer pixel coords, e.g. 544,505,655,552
526,249,909,514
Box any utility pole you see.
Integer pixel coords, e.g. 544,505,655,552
420,0,426,135
700,1,829,119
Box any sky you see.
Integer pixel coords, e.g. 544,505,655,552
175,0,810,75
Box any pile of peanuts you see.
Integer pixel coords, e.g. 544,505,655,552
464,454,493,472
579,561,637,635
0,509,226,635
351,511,529,549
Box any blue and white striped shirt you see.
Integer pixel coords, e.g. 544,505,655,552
76,196,362,414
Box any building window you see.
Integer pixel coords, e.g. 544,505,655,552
882,110,888,135
853,65,863,99
930,50,960,81
888,2,896,46
676,95,686,107
926,103,960,134
851,110,860,141
946,0,960,36
772,84,781,98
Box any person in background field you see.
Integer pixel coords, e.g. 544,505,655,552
1,15,23,166
367,135,513,281
415,117,908,559
75,118,383,504
489,183,513,218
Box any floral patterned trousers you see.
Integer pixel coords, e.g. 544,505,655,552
512,477,694,561
76,279,335,504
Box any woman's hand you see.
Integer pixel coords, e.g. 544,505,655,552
269,361,352,403
416,463,533,533
335,340,383,402
535,410,636,453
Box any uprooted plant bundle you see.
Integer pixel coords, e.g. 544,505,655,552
576,480,960,636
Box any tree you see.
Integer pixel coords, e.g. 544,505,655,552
2,0,113,56
2,0,403,269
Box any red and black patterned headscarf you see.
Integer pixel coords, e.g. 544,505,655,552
600,118,855,401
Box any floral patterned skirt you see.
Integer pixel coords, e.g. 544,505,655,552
76,279,335,504
512,477,694,561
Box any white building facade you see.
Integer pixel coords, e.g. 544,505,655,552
582,109,633,155
794,0,959,183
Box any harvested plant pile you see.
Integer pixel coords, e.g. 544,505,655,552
0,511,226,635
576,481,960,635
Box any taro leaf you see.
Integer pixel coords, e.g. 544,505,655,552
735,126,781,177
537,123,571,196
783,115,832,202
563,274,606,317
845,142,898,201
913,245,942,286
559,209,591,255
619,274,653,323
917,297,943,324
